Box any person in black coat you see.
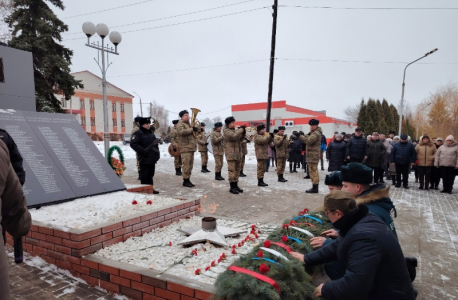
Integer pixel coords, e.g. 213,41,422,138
326,134,347,171
366,132,386,183
291,191,416,300
288,132,302,173
130,117,160,193
390,134,416,188
346,128,367,163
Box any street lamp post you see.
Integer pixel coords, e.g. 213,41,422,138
398,48,438,136
133,92,143,117
82,22,122,158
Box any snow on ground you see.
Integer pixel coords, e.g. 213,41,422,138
94,216,276,284
30,191,181,231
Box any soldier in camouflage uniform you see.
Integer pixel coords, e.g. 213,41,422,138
299,119,323,193
196,122,211,173
274,126,289,182
223,116,245,194
176,110,198,187
170,120,182,176
240,138,248,177
210,122,225,180
254,124,274,186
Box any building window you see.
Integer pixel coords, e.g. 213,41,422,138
285,121,294,127
120,103,124,112
90,117,95,126
113,118,117,127
90,100,95,110
121,119,125,127
112,103,116,112
80,99,85,109
81,116,86,125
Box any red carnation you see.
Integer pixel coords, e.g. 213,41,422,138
257,250,263,258
304,208,309,213
255,234,259,239
282,235,288,243
146,200,152,205
205,266,211,271
221,253,226,258
211,260,216,267
191,249,198,256
168,241,172,246
238,243,241,247
258,230,261,234
263,240,271,248
232,245,236,249
282,224,289,229
218,258,222,263
289,220,296,226
259,264,270,274
231,248,237,254
132,200,138,205
195,269,201,275
241,240,245,245
251,224,256,230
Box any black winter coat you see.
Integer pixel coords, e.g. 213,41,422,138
0,129,25,185
346,135,367,160
304,205,415,300
130,127,160,165
390,142,416,165
366,139,386,168
288,137,302,162
326,139,347,171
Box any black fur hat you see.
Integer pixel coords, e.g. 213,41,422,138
179,110,189,118
257,124,266,132
340,163,373,184
325,171,343,186
172,120,179,125
201,122,206,127
273,129,279,134
309,119,319,126
134,116,142,123
214,122,223,128
278,126,286,130
139,117,151,126
225,116,236,125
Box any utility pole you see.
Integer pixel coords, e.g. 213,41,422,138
133,92,143,117
265,0,278,132
150,102,152,118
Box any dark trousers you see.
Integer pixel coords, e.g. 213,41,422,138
372,167,384,183
140,163,155,185
395,163,410,187
430,166,441,188
417,166,432,188
440,166,456,192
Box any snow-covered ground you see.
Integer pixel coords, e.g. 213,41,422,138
30,191,181,231
94,216,276,284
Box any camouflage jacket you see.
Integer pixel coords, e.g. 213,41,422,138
241,139,248,155
197,130,208,152
176,120,197,153
210,129,224,156
223,126,244,161
274,134,290,159
169,127,178,147
254,133,274,160
300,126,323,163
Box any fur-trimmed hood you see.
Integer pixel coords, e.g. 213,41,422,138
356,184,396,215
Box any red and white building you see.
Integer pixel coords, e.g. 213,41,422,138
232,100,357,141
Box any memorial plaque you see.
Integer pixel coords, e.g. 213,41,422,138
0,109,125,207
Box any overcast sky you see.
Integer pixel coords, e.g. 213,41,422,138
54,0,458,122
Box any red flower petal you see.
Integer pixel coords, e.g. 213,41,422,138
257,250,263,258
168,242,172,246
255,234,259,239
205,266,211,271
146,200,152,205
281,235,288,243
195,269,201,275
258,230,261,234
231,249,237,254
304,208,309,213
211,260,216,267
263,240,271,248
132,200,138,205
282,224,289,229
259,264,270,274
232,245,236,249
251,225,256,230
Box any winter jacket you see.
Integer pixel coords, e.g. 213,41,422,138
169,127,179,147
326,139,347,171
415,140,436,167
0,140,32,300
390,142,416,165
299,126,323,163
254,133,274,160
274,134,290,159
210,129,224,156
130,127,160,164
176,120,197,153
366,139,386,168
241,139,248,156
321,135,328,151
355,184,397,238
288,136,302,162
345,135,368,161
434,141,458,168
304,205,415,300
196,130,208,152
223,126,244,161
268,142,275,158
0,129,25,185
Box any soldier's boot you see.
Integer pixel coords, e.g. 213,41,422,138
239,169,247,177
215,172,225,181
229,182,239,194
204,165,211,173
258,178,268,187
183,178,194,188
235,182,244,193
175,168,182,176
278,175,288,182
201,166,209,173
306,184,319,193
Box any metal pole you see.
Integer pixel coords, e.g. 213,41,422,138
134,92,143,117
265,0,278,132
150,102,152,117
101,38,110,157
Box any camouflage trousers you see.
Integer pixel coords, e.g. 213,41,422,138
277,158,287,175
214,155,224,172
240,154,246,170
309,163,319,184
257,160,267,179
200,151,208,166
181,152,194,179
174,155,182,169
227,160,241,183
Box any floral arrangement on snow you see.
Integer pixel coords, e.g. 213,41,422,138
107,145,126,178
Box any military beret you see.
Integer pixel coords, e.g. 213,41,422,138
214,122,223,128
179,110,189,118
324,190,357,212
225,116,236,125
340,162,373,184
325,171,343,186
172,120,179,125
257,124,266,132
278,126,286,130
308,119,319,126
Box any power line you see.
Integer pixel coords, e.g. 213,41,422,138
63,6,269,41
63,0,257,36
62,0,155,19
276,58,458,65
279,5,458,10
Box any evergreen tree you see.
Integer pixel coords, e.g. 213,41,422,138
364,98,379,134
382,99,392,133
375,99,388,134
389,104,400,134
356,99,367,131
6,0,83,112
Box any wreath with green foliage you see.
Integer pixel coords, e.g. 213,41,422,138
107,145,126,178
214,210,333,300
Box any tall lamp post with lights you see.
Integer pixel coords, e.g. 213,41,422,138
82,22,122,157
398,48,438,136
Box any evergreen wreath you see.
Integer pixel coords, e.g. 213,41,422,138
214,210,333,300
107,145,126,177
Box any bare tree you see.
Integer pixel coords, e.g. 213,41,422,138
0,0,13,43
149,101,169,133
343,104,360,123
212,116,222,123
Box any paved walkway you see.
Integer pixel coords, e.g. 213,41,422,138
6,157,458,299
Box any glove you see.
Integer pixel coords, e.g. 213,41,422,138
269,132,274,137
193,126,199,132
299,132,304,135
205,142,208,146
283,135,287,140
